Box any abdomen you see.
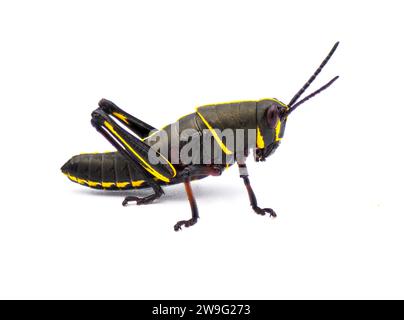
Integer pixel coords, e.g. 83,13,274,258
61,152,148,190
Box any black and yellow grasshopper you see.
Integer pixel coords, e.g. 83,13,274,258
61,42,339,231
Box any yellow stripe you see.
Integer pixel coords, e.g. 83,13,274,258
66,173,99,187
198,98,289,109
197,97,288,151
112,112,129,125
139,129,177,178
176,111,194,122
101,182,114,188
131,180,144,187
275,120,282,142
196,111,233,155
64,173,144,189
88,180,101,187
103,121,171,182
158,151,177,177
67,174,77,182
258,121,281,145
77,178,87,185
116,182,129,188
257,127,265,148
105,122,176,178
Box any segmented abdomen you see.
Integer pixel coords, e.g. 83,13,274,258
61,152,147,190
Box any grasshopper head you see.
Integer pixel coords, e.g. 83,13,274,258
255,99,288,162
255,42,340,162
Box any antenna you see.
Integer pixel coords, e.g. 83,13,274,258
288,42,339,107
287,76,339,114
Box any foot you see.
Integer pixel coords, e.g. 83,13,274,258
253,206,277,218
174,218,198,231
122,194,159,206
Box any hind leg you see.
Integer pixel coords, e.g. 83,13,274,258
91,110,165,205
98,98,156,139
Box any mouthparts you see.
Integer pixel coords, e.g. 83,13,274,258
255,142,280,162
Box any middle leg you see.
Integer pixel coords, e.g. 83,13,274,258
173,165,223,231
174,179,199,231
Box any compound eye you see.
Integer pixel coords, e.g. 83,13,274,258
266,105,279,129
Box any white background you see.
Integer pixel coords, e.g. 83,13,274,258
0,0,403,299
